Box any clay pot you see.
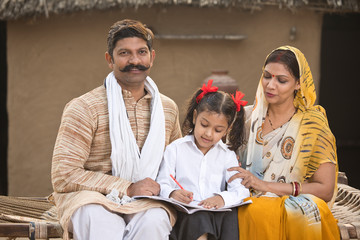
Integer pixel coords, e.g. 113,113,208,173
203,70,238,95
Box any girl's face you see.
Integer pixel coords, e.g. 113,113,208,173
262,62,300,106
192,110,229,155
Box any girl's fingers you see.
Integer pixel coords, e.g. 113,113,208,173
187,192,193,200
172,190,192,203
203,202,212,209
180,195,192,203
178,190,193,203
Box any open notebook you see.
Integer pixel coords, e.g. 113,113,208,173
132,195,252,214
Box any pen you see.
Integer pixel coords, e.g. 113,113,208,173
170,174,184,190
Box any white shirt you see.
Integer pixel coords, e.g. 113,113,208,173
156,135,250,207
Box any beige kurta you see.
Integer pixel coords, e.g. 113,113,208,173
51,85,182,239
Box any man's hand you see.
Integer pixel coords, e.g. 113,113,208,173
127,177,160,197
199,195,224,209
169,189,193,204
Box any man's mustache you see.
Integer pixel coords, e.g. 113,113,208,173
120,64,150,72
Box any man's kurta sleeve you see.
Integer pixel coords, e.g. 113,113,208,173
51,98,131,197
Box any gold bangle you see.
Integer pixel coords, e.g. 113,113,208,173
291,182,295,196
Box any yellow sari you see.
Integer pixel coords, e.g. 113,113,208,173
238,46,340,239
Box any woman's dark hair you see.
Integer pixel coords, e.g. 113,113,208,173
182,89,246,152
265,50,300,80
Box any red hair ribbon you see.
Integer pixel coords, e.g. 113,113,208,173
231,90,248,112
196,79,219,103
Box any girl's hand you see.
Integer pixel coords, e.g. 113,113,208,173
199,195,224,209
227,166,267,192
169,189,193,204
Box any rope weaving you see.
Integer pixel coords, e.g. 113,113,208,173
0,196,57,223
332,183,360,240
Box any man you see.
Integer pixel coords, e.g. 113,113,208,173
51,19,182,240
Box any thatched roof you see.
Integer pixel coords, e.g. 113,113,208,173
0,0,359,20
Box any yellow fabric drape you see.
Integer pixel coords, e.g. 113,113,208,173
238,195,340,240
285,46,338,207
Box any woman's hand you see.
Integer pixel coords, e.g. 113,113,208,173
228,165,267,192
228,162,336,201
199,195,225,209
169,189,193,204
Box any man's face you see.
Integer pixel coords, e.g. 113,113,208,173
106,37,155,89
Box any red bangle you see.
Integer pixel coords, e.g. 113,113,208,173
293,181,301,197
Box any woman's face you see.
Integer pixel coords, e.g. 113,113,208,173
262,62,300,106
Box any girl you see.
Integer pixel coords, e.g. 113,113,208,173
156,80,250,240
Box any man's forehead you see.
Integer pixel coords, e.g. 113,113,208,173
114,37,149,49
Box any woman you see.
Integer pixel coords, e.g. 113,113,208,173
229,46,340,239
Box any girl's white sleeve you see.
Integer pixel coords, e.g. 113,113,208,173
219,151,250,207
156,143,178,198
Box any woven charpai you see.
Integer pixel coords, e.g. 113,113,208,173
332,183,360,240
0,196,57,223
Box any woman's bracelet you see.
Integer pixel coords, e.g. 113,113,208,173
291,181,302,197
291,182,295,196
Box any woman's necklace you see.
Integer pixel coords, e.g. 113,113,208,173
267,109,297,130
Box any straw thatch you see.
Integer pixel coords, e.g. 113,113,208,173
0,0,359,20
